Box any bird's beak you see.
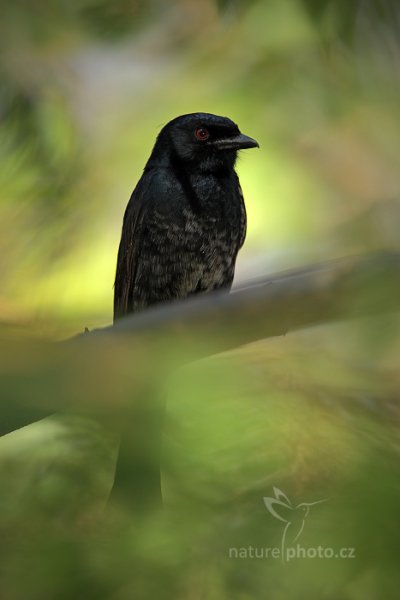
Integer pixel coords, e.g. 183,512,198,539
214,133,259,151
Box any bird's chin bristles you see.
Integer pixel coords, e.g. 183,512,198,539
194,150,237,173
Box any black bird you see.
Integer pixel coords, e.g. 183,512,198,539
111,114,258,508
113,112,259,321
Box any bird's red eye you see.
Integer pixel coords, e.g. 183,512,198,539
195,127,210,141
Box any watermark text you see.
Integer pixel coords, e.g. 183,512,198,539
228,544,355,561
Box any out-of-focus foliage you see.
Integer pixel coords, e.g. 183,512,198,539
1,1,400,599
1,0,399,334
1,316,400,599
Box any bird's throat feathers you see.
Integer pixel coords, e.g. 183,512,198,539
143,132,237,215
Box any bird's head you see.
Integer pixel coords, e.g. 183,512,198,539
148,112,259,173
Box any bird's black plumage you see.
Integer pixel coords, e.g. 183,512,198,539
113,112,258,321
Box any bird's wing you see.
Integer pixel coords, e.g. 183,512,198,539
113,178,148,321
114,172,203,320
237,178,247,249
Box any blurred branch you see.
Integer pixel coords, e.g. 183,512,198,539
1,251,400,439
92,250,400,358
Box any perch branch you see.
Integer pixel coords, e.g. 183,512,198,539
1,251,399,438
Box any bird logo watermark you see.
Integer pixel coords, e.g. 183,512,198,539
228,486,356,562
263,487,327,562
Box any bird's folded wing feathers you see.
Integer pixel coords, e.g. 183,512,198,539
113,181,148,321
237,178,247,249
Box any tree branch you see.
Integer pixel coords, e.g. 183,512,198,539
90,250,400,358
1,251,399,437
